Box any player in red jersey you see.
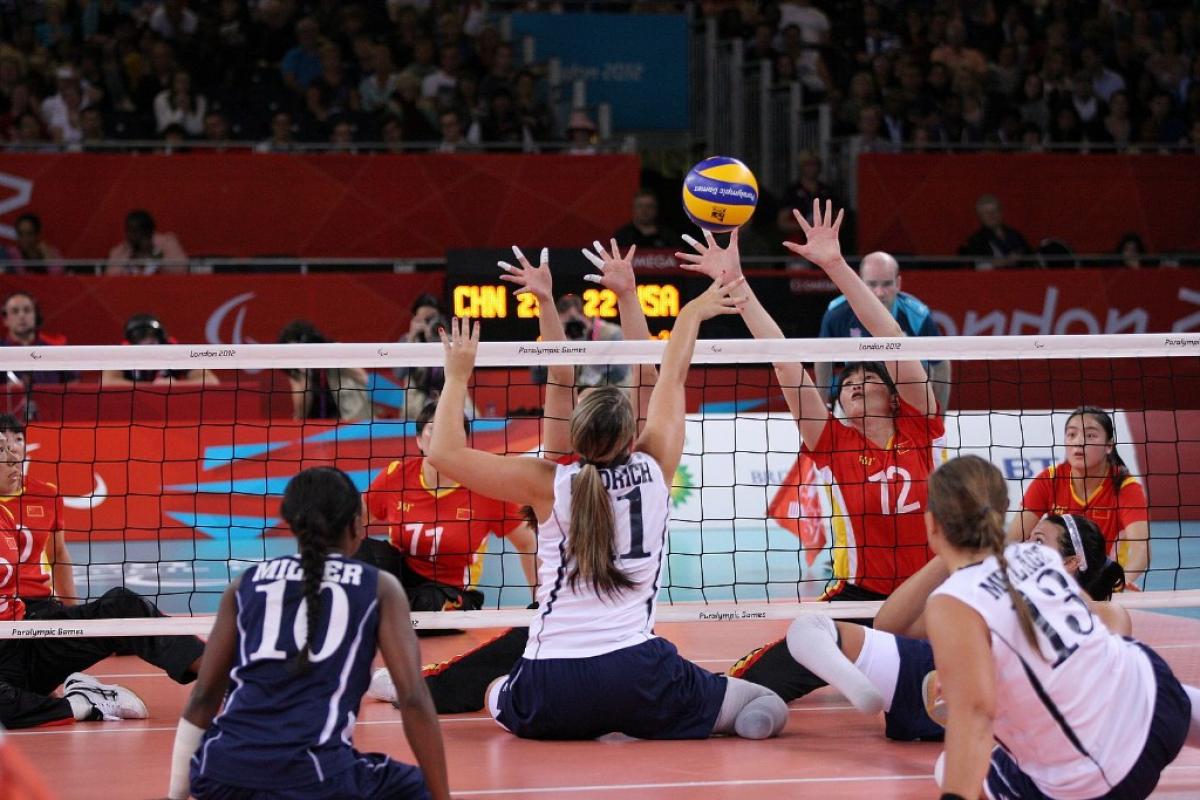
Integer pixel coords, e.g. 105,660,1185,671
0,414,75,611
1008,406,1150,587
677,200,943,699
0,429,206,730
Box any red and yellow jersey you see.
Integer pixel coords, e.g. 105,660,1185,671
366,458,516,589
1021,462,1149,554
0,477,64,600
0,504,26,621
805,398,944,596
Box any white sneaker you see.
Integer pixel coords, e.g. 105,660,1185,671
63,672,148,721
367,667,398,704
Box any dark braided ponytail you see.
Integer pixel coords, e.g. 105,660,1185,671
928,455,1040,650
280,466,361,674
1047,513,1126,601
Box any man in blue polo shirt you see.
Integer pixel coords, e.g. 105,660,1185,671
814,251,951,413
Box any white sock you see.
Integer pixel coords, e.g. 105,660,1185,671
1185,684,1200,748
786,615,884,714
714,677,787,739
67,693,95,721
853,626,902,713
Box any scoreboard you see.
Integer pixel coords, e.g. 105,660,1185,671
444,249,836,341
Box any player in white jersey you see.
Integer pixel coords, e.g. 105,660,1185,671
426,280,790,741
925,455,1195,800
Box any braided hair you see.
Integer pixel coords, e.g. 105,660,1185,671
279,466,361,674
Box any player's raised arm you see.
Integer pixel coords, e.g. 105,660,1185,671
584,239,657,428
500,246,573,458
676,229,829,450
428,319,557,519
635,275,744,479
785,200,936,418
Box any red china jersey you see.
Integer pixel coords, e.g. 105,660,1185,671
1021,463,1149,554
0,504,25,621
805,398,944,596
367,458,516,589
0,477,64,600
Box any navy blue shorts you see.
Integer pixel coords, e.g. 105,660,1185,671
191,751,429,800
884,634,944,742
496,637,727,740
985,643,1190,800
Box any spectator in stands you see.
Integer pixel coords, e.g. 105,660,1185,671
778,152,836,236
2,215,64,275
1104,91,1134,147
0,291,75,386
256,111,295,152
153,71,206,136
277,320,372,421
422,44,461,101
360,45,401,114
307,44,359,127
779,0,830,46
395,294,448,419
77,107,106,146
930,19,986,80
9,113,47,147
1117,233,1148,269
381,115,405,152
150,0,198,42
102,313,217,385
281,17,324,96
435,110,475,153
329,118,356,149
564,108,597,154
106,210,188,276
613,188,676,249
133,40,178,113
202,110,230,144
513,70,555,144
1081,45,1126,103
814,252,950,413
479,42,517,103
958,194,1032,268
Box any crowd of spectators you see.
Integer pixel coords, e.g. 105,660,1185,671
0,0,594,151
706,0,1200,152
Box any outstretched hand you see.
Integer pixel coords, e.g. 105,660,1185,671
498,246,553,301
684,272,748,322
581,239,637,295
675,228,743,281
783,199,845,270
439,317,479,383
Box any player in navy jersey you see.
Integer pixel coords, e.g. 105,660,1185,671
766,513,1134,744
166,467,449,800
926,456,1195,800
427,280,791,741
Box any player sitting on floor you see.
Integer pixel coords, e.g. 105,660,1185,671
428,281,791,741
678,201,944,695
368,242,662,714
0,431,205,730
354,398,537,616
767,513,1133,743
167,466,449,800
1008,405,1150,587
927,455,1193,800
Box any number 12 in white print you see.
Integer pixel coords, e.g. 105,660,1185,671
867,466,921,514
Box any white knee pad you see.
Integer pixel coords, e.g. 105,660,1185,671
715,677,788,739
486,677,510,732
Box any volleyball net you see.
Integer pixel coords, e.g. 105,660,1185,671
0,332,1198,637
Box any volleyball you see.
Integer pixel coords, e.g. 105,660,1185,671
681,156,759,232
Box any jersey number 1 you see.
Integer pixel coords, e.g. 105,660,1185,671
618,487,650,559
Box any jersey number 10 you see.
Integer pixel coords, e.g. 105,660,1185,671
249,580,351,664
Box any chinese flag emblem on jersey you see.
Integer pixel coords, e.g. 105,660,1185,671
767,455,827,566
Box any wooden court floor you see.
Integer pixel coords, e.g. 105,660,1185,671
10,612,1200,799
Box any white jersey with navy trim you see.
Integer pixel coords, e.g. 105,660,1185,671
931,542,1155,799
525,452,671,660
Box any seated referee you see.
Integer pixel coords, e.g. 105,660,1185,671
0,428,204,729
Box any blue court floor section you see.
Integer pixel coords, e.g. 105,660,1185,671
68,520,1200,617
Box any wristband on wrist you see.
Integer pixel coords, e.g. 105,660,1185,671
939,794,968,800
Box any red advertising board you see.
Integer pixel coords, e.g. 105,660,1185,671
857,154,1200,256
0,153,640,259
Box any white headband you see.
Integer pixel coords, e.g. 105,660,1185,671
1062,514,1088,573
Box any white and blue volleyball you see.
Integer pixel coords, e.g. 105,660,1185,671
682,156,759,232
